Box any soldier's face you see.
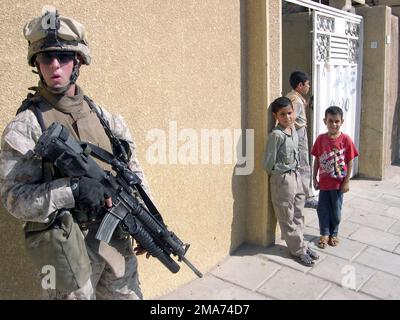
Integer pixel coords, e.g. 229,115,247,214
36,51,75,88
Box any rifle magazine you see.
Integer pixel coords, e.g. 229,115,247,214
95,213,121,243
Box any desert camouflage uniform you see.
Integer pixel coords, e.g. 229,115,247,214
0,86,150,300
0,7,154,299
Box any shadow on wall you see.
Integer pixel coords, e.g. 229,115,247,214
229,0,248,254
0,203,40,299
230,169,247,253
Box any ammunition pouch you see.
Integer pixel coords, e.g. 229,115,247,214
24,210,91,292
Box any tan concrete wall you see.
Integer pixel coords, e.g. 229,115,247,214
372,0,400,6
329,0,352,10
245,0,269,246
268,0,282,101
282,12,313,176
356,6,391,179
282,13,312,97
245,0,281,247
267,0,283,242
0,0,245,299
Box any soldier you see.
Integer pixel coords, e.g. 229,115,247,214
0,8,150,299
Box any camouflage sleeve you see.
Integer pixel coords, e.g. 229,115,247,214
95,105,152,197
0,110,75,223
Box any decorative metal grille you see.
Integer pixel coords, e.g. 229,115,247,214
316,34,330,62
315,13,360,64
316,15,334,33
348,39,358,63
345,21,360,37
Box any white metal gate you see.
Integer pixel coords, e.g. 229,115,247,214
312,10,363,175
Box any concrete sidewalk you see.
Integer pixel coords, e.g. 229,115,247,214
159,165,400,300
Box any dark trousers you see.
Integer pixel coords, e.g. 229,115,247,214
317,190,343,237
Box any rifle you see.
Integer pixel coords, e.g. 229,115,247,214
34,122,202,278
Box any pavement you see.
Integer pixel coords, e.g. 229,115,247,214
159,165,400,300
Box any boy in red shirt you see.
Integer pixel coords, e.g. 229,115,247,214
311,106,359,249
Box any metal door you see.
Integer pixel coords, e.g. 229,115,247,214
312,11,363,175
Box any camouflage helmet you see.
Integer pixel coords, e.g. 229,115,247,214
23,8,91,67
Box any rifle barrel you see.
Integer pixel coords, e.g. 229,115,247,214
181,256,203,278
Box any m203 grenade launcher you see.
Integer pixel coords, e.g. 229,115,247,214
34,122,202,278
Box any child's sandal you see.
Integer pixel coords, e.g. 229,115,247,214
318,236,328,249
329,236,339,246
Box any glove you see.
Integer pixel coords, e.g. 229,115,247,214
71,177,110,219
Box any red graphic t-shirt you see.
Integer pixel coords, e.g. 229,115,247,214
311,133,359,190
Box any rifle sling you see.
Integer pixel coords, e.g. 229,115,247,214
83,95,129,163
